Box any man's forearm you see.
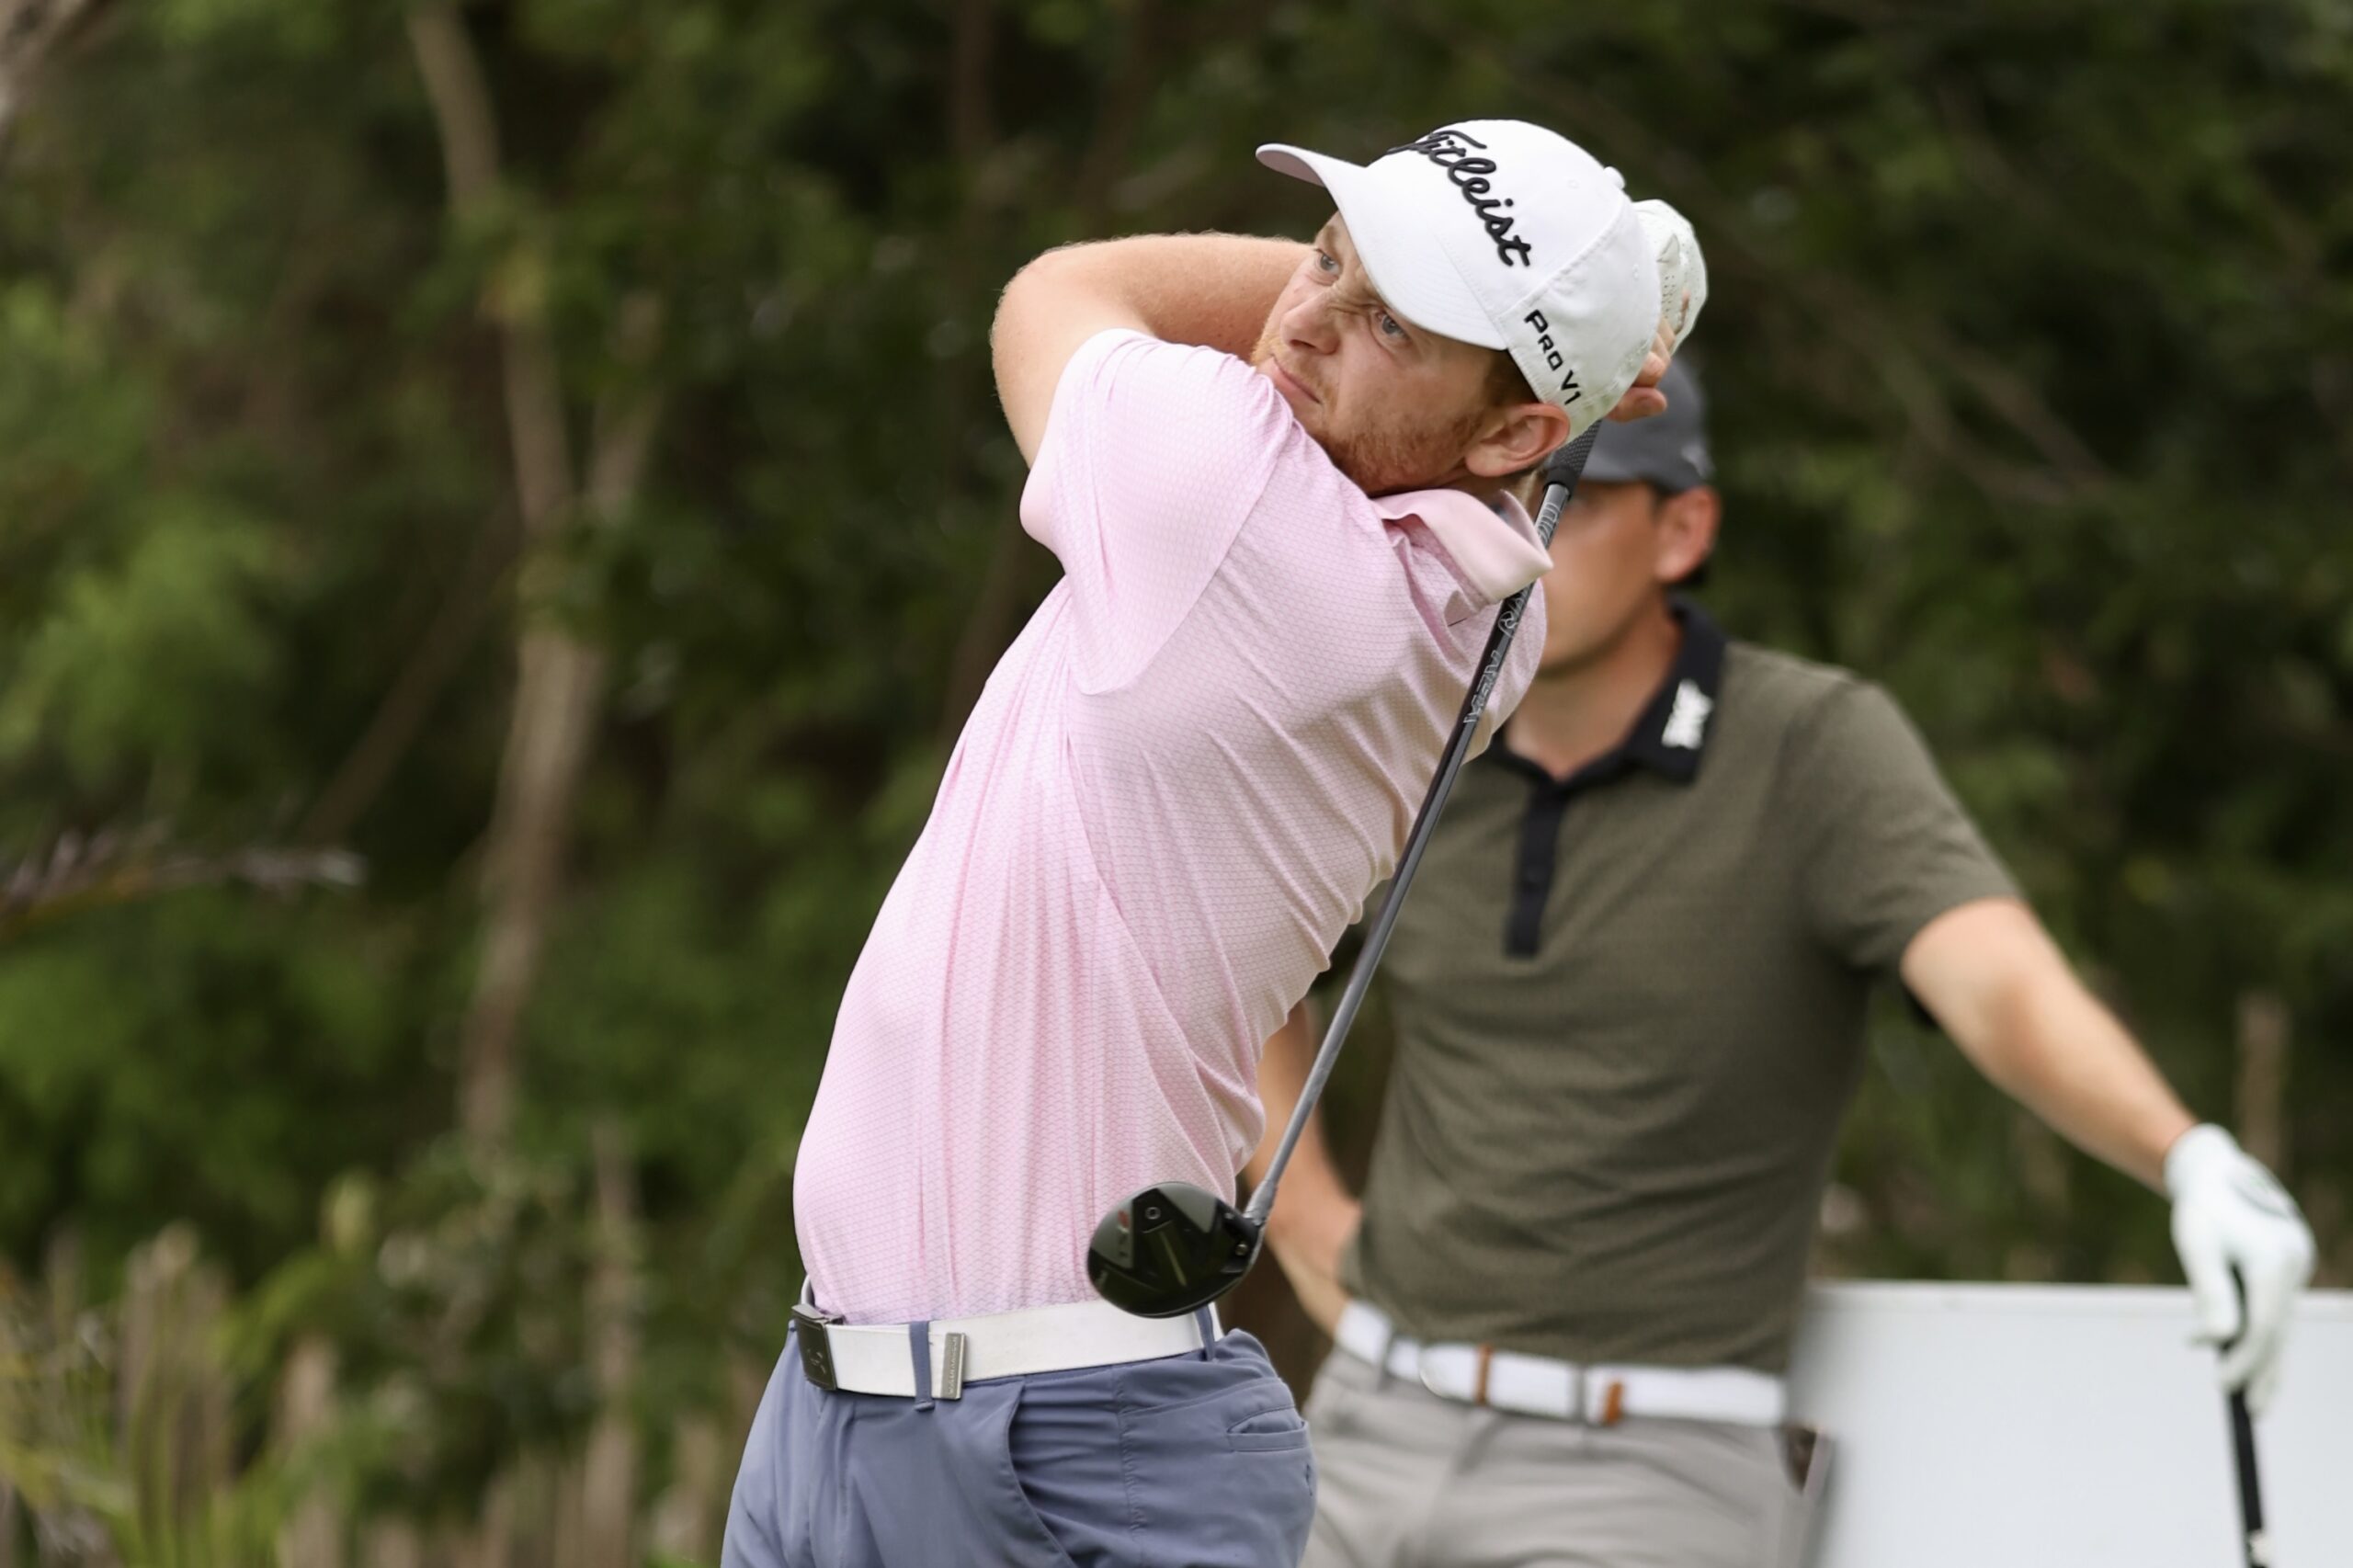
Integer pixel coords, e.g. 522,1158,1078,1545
991,232,1304,463
1908,901,2196,1189
1978,970,2197,1190
1017,233,1304,360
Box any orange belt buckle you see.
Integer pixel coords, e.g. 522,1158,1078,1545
1472,1345,1495,1407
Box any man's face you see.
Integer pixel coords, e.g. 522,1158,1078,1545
1249,216,1524,494
1533,480,1713,673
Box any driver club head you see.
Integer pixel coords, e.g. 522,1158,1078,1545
1086,1182,1264,1318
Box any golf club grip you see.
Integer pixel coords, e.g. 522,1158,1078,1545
2229,1389,2266,1564
1245,426,1600,1226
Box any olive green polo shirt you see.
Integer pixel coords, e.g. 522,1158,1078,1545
1338,602,2016,1373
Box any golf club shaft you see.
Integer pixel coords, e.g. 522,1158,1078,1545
2229,1388,2266,1566
1245,425,1599,1227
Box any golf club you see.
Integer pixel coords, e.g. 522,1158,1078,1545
2225,1269,2270,1567
2228,1387,2268,1567
1087,423,1601,1318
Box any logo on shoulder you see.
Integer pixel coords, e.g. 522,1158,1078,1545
1388,127,1534,268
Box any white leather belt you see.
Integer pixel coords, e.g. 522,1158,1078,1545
1336,1301,1786,1426
793,1297,1218,1400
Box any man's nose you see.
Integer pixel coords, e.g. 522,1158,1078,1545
1282,292,1341,357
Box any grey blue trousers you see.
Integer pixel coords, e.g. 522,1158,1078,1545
722,1323,1317,1567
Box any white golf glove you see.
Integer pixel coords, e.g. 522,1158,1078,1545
2165,1123,2315,1414
1631,199,1707,354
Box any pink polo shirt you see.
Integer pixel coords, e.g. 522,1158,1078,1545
795,329,1551,1324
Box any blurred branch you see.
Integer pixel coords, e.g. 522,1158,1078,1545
300,521,518,847
0,0,99,145
0,828,362,947
409,4,668,1151
405,3,575,531
587,296,665,510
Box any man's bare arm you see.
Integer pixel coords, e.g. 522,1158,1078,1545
991,233,1306,465
1902,897,2196,1189
1248,998,1358,1335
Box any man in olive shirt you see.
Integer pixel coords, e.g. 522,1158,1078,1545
1251,364,2317,1568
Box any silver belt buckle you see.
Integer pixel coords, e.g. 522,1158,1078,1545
791,1302,842,1392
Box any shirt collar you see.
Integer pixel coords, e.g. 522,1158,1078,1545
1370,488,1552,608
1621,597,1727,780
1491,597,1728,790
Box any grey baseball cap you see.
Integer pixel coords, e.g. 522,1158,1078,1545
1583,359,1711,492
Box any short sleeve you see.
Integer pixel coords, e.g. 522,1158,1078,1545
1018,330,1286,687
1787,681,2018,973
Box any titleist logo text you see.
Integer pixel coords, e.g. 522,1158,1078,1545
1388,128,1534,267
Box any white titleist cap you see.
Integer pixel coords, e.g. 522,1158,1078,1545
1258,120,1705,437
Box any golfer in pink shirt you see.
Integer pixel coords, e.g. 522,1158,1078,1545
727,120,1704,1568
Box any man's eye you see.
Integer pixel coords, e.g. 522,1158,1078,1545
1378,312,1407,339
1313,249,1338,273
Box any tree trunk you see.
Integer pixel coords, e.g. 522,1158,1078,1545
579,1120,643,1568
406,4,665,1149
360,1521,424,1568
646,1415,724,1563
274,1335,344,1568
2234,991,2290,1175
458,628,608,1143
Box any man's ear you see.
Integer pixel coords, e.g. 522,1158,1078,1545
1654,485,1722,583
1465,400,1571,480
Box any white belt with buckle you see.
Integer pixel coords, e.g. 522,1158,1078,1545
1335,1301,1786,1426
793,1296,1218,1400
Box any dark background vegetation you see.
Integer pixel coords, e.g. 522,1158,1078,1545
0,0,2347,1559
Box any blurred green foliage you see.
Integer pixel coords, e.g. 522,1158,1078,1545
0,0,2348,1548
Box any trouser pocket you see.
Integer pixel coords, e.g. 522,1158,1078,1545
1028,1331,1315,1567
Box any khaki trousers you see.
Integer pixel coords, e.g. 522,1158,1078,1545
1302,1346,1824,1568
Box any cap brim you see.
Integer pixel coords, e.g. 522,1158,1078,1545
1256,142,1506,350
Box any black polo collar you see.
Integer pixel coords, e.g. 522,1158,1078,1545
1488,597,1728,792
1488,597,1728,959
